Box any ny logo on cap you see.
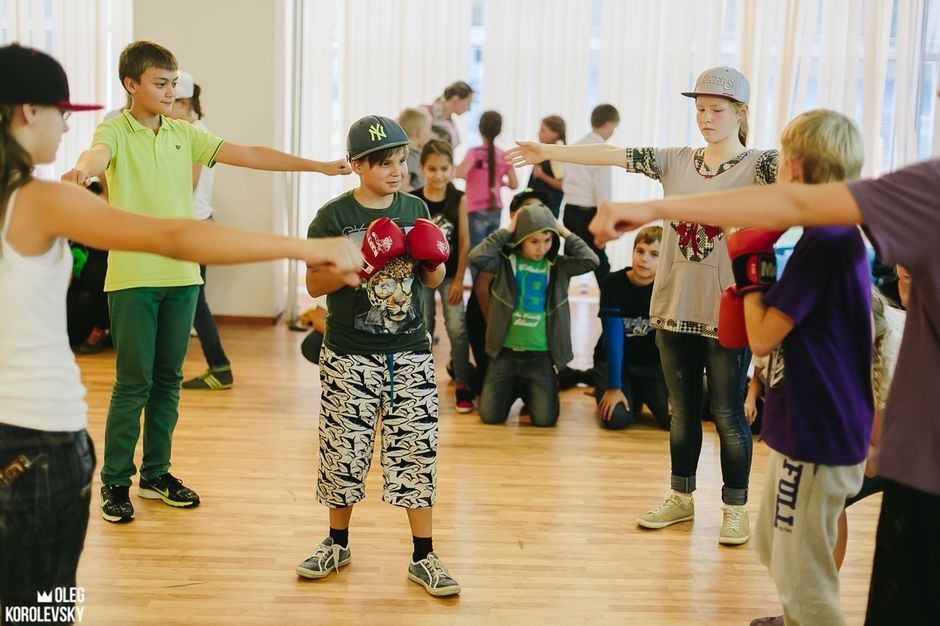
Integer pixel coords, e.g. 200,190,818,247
369,123,387,142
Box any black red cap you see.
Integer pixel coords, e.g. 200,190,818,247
0,44,102,111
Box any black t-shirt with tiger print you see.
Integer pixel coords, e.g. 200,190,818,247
307,190,431,355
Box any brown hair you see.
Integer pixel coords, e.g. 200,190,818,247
779,109,864,184
730,101,749,146
443,81,473,100
479,111,503,208
633,225,663,249
0,105,34,231
356,145,408,168
420,139,453,166
541,115,567,144
119,41,177,91
590,104,620,129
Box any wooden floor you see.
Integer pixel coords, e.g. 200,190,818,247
73,296,879,625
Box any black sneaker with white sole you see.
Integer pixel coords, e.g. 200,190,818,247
138,472,200,507
101,484,134,523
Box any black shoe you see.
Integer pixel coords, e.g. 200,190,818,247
139,473,200,507
445,360,455,380
557,367,588,390
101,484,134,523
76,326,111,354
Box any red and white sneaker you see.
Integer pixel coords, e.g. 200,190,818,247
455,385,476,413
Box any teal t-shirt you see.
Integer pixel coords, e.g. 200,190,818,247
503,255,549,351
307,190,431,355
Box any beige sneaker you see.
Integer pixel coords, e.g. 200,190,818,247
719,504,750,545
636,494,695,529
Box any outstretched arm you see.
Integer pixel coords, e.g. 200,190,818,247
507,142,625,168
33,180,361,284
215,142,351,176
589,182,862,247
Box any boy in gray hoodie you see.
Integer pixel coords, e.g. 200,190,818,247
468,203,598,426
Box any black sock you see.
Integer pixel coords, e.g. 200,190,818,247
329,527,349,547
412,536,433,562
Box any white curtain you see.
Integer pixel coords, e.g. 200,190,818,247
480,0,592,216
1,0,133,178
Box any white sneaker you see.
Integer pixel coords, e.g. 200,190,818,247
636,494,695,529
718,504,750,545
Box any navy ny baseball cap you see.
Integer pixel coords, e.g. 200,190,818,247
347,115,409,161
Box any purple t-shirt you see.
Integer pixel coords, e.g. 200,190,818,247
849,159,940,496
761,227,873,465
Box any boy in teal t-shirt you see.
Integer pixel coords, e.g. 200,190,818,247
468,203,598,426
63,41,350,525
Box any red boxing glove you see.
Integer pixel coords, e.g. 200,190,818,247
406,218,450,271
727,229,785,294
360,217,406,279
718,285,749,349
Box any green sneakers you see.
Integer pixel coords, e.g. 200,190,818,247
718,504,750,545
636,494,695,529
296,537,352,579
408,552,460,597
182,365,233,390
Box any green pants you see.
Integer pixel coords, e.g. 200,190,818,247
100,286,198,486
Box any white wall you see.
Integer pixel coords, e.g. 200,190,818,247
133,0,290,318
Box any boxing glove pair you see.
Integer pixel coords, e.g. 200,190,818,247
718,229,784,349
359,217,450,279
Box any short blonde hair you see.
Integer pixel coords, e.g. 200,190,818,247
397,108,431,138
779,109,864,184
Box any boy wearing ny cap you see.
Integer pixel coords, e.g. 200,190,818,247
509,66,778,546
300,115,460,596
61,41,350,525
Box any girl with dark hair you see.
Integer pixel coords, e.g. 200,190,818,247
0,44,360,615
526,115,566,217
456,110,517,253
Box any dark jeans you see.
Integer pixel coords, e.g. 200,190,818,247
465,292,489,395
593,361,670,430
865,480,940,625
193,264,229,368
0,424,94,623
562,204,609,285
656,330,752,505
479,350,559,427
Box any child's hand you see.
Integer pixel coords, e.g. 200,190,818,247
320,159,352,176
555,219,571,237
590,201,657,248
306,237,362,286
61,169,92,187
598,388,629,421
506,142,547,167
744,397,758,425
447,279,463,305
506,211,519,234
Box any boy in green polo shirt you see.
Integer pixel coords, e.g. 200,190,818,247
62,41,350,524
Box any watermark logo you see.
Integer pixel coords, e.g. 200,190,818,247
3,588,85,623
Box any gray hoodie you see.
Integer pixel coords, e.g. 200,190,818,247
468,204,599,367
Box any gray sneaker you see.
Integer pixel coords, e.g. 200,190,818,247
407,552,461,597
636,494,695,529
719,504,750,545
296,537,351,579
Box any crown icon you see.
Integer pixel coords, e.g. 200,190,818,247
37,590,53,603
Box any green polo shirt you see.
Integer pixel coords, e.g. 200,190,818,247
93,111,224,291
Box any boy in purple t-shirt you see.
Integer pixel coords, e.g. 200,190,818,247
722,111,872,626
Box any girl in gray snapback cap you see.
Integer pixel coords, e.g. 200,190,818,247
508,66,778,547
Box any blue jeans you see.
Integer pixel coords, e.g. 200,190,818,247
656,330,752,505
468,210,501,251
423,277,472,387
479,350,559,427
0,424,94,619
